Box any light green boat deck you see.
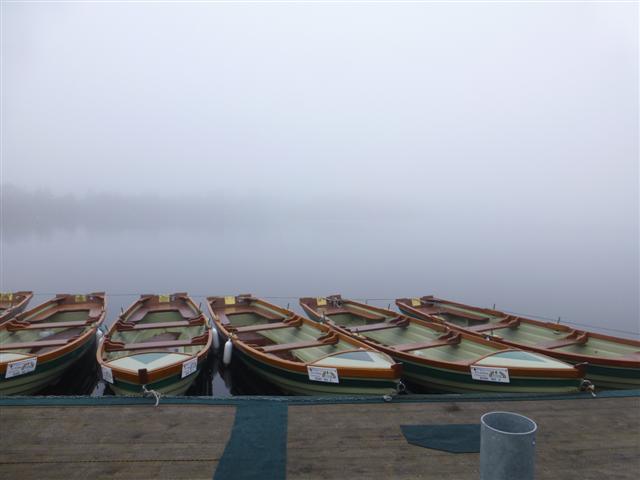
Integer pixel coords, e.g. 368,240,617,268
0,310,91,358
432,304,639,358
225,306,395,370
324,306,575,371
104,310,207,368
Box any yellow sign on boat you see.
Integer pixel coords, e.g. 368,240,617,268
411,298,421,307
0,293,13,301
75,295,87,303
224,296,236,305
317,297,327,306
158,294,170,303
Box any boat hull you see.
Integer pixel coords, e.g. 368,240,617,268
0,336,97,396
399,356,581,394
106,363,205,396
304,307,581,394
397,303,640,390
221,332,399,396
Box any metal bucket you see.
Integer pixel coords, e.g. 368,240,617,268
480,411,537,480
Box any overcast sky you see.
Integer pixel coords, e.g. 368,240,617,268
2,2,637,203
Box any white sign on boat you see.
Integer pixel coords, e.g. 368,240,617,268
307,366,339,383
470,365,510,383
5,357,37,378
181,357,198,378
101,365,114,384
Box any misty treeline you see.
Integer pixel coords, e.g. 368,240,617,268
1,184,413,239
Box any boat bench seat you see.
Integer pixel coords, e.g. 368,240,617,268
0,338,74,350
104,334,209,351
229,318,302,334
224,307,282,320
467,318,518,333
394,332,462,352
343,308,387,321
258,332,339,354
351,318,409,333
537,332,588,349
116,316,205,331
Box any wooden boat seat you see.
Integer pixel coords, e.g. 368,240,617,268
226,308,282,320
103,334,209,352
258,332,339,354
0,338,73,350
116,316,205,331
343,308,386,321
467,318,518,333
350,318,409,333
229,317,302,334
538,331,589,349
394,331,462,352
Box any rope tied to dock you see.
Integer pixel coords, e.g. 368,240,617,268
142,385,162,407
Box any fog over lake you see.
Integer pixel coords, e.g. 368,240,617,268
1,3,638,337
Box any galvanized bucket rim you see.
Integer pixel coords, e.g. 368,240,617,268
481,411,538,436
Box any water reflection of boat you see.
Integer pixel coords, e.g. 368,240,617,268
207,294,402,395
0,293,106,395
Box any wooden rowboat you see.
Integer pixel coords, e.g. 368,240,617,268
300,295,587,394
97,294,212,396
396,296,640,389
207,295,402,395
0,293,106,395
0,291,33,326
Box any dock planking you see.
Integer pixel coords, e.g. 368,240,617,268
0,395,638,479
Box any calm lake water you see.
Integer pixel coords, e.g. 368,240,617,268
2,202,638,395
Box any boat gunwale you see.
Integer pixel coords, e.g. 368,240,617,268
96,293,212,385
300,296,583,380
0,291,34,325
0,293,106,375
395,296,640,369
207,295,402,381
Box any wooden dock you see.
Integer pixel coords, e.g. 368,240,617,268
0,392,638,479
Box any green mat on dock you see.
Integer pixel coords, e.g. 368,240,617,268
401,424,480,453
214,402,288,480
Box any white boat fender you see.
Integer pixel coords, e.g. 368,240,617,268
211,325,220,351
223,339,233,365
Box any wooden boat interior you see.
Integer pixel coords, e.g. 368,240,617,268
0,294,105,360
403,297,640,361
209,296,395,369
102,294,209,371
303,296,576,370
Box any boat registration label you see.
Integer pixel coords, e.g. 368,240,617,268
181,358,198,378
470,365,510,383
316,297,327,306
5,357,38,378
224,296,236,305
158,294,170,303
307,366,339,384
101,365,114,384
411,298,421,307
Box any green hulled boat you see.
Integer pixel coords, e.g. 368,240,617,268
208,295,402,396
396,296,640,389
0,293,106,395
97,293,212,396
300,295,587,394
